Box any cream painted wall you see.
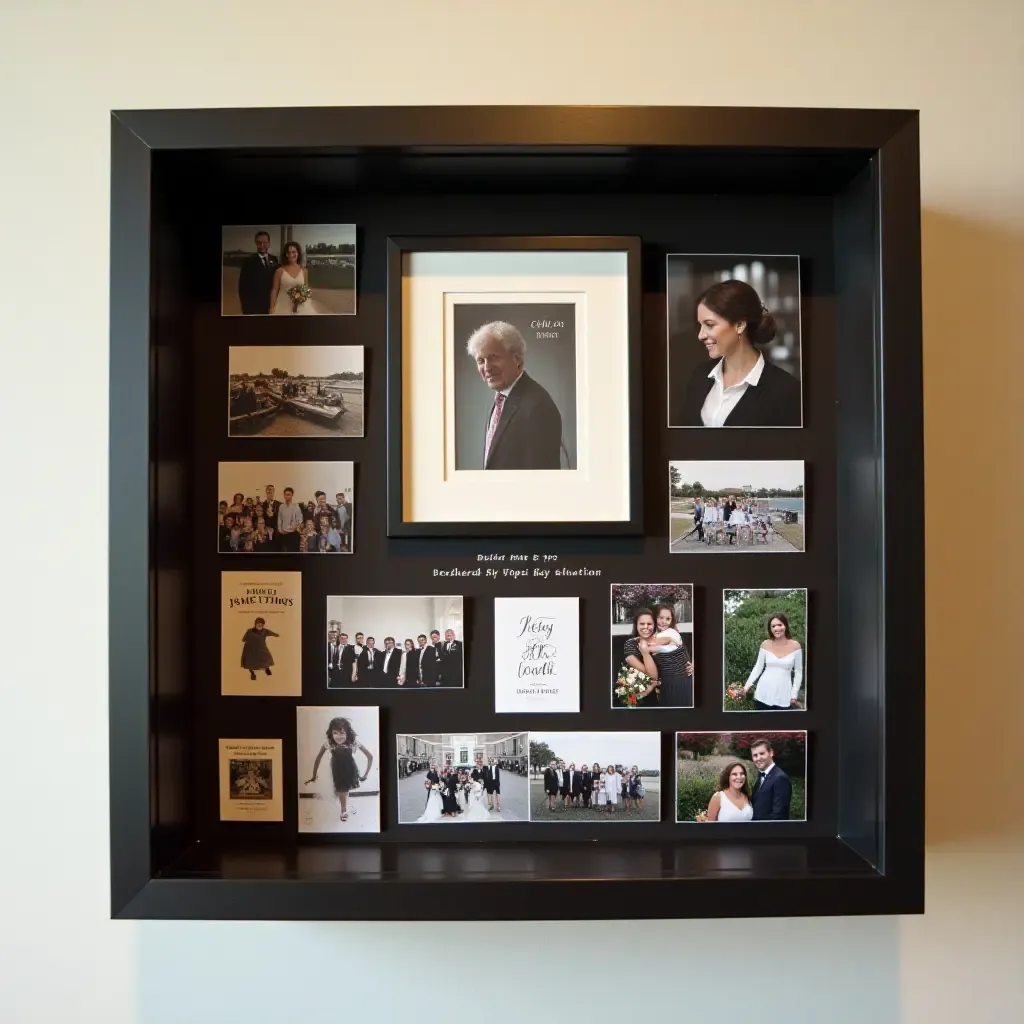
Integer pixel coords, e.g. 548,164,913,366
1,2,1021,1021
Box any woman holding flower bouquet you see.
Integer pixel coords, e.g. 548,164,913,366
615,608,662,707
269,241,321,315
416,762,445,823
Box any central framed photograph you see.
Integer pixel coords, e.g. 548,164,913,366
386,237,642,537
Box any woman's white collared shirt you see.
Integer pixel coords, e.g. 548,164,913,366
700,354,766,427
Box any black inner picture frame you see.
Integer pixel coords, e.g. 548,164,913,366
109,105,924,922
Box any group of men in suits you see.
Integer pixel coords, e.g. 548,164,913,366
542,760,601,811
425,755,503,815
326,628,463,688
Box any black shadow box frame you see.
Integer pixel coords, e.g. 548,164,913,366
109,105,924,920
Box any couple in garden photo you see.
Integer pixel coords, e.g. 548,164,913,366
676,732,807,823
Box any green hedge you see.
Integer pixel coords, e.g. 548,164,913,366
307,262,355,290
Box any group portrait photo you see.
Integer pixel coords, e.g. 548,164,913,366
666,254,803,428
529,731,661,822
676,731,807,823
221,224,357,316
217,461,354,554
724,589,807,712
297,706,380,834
228,346,364,438
452,303,578,472
396,732,529,824
610,583,694,709
669,460,805,553
325,595,465,689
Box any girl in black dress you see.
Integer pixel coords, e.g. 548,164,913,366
304,717,373,823
240,617,278,681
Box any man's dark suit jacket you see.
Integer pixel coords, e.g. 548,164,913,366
543,767,560,795
356,646,379,685
237,252,278,315
484,371,563,470
751,765,792,820
380,647,401,685
419,644,440,684
404,646,422,683
440,640,463,686
673,357,802,427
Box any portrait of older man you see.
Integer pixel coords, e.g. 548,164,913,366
466,320,565,470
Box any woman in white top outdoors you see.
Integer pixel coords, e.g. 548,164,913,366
702,499,721,544
742,611,804,709
700,761,754,822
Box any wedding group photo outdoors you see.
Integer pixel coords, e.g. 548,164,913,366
452,303,578,472
228,345,364,438
221,223,357,316
666,253,802,428
396,732,529,824
217,461,354,554
723,589,808,712
669,459,806,553
325,596,465,689
529,731,661,822
610,583,695,709
676,731,807,823
297,706,381,834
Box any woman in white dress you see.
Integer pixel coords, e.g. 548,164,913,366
416,763,444,823
742,611,804,710
603,765,621,814
463,779,491,822
703,499,721,544
269,241,322,315
703,761,754,821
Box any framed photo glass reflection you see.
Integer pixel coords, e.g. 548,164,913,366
386,237,642,537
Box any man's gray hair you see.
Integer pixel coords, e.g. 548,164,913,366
466,321,527,360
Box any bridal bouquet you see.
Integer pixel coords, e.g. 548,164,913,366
726,683,745,700
424,781,441,792
287,282,311,312
614,664,654,707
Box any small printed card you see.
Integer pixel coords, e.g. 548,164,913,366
493,597,580,713
218,739,284,822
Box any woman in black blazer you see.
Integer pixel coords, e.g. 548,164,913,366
672,279,801,427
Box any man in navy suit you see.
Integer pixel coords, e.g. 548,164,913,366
750,738,792,820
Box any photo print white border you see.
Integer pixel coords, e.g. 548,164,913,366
674,730,809,824
667,459,806,555
324,595,466,690
609,582,696,711
721,587,809,714
664,252,803,430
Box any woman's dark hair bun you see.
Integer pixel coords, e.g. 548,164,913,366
696,279,777,346
749,308,777,346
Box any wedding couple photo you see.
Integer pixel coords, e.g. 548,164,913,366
396,732,529,824
529,731,661,822
675,731,807,823
221,224,357,316
228,346,365,438
666,253,803,428
610,583,695,709
669,460,806,553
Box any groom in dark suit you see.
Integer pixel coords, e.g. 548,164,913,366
483,757,501,812
750,738,793,820
468,321,564,470
237,230,278,315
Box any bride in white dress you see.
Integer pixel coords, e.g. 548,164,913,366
462,780,492,822
416,770,444,823
703,762,754,822
269,241,323,315
742,612,804,709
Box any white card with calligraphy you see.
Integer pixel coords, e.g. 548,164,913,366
493,597,581,713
